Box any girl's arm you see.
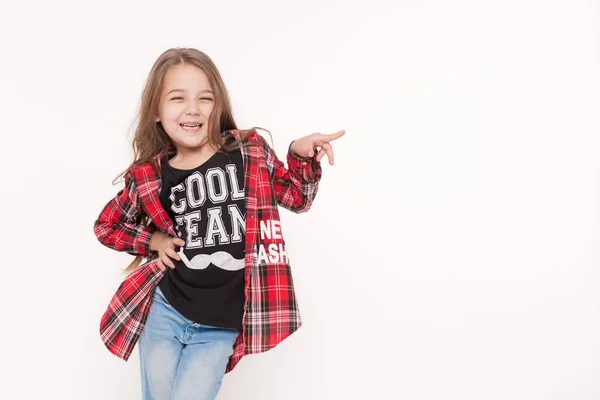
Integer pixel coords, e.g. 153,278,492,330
93,169,155,256
257,133,322,213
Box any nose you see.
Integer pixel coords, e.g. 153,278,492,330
186,100,200,115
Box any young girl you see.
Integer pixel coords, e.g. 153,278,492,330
93,47,344,400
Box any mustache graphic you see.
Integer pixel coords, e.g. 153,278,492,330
177,248,245,271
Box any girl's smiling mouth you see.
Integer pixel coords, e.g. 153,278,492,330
179,123,203,133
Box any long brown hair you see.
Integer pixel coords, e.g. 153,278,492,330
114,47,266,275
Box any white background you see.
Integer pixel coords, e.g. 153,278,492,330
1,0,599,399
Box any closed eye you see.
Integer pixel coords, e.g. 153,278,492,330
170,97,213,101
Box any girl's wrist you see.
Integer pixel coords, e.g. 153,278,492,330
288,141,312,160
149,231,161,251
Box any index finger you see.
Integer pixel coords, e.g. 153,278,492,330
324,130,345,141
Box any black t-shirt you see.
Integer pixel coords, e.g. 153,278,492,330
157,148,246,330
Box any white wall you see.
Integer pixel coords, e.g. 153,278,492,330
1,0,599,399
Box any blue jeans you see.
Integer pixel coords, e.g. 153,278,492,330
138,285,240,400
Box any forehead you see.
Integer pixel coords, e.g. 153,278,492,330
162,63,211,91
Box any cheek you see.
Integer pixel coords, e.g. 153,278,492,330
162,105,182,122
203,103,215,116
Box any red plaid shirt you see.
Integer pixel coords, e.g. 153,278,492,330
93,129,322,373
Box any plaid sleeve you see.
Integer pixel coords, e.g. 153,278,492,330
258,133,322,213
93,169,155,257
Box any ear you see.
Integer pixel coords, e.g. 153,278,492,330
154,113,160,122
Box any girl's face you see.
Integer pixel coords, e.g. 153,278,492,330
155,63,215,150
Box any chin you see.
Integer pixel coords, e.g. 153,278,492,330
176,137,206,149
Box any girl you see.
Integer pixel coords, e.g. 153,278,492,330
93,47,344,400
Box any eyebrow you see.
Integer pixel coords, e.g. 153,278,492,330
166,89,214,95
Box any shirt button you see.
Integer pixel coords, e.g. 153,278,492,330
301,161,307,165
